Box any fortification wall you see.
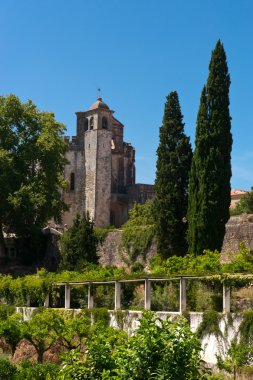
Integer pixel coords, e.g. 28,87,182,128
221,214,253,262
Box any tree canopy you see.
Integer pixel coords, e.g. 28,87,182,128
0,94,68,254
154,91,192,258
231,189,253,215
60,212,99,270
187,40,232,255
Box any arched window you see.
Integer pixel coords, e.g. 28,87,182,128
70,172,75,191
111,138,115,149
102,116,108,129
90,117,94,130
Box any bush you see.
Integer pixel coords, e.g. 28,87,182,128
113,313,201,380
122,200,156,261
60,212,99,271
0,358,17,380
17,361,58,380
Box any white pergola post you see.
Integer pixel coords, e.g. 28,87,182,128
44,293,50,308
223,285,231,313
114,281,121,310
144,279,151,310
88,284,94,309
65,284,71,309
179,278,186,313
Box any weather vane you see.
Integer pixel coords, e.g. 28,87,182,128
97,87,101,98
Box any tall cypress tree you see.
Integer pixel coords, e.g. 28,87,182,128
154,91,192,258
187,40,232,254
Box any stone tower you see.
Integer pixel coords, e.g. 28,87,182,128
82,98,113,227
62,97,154,228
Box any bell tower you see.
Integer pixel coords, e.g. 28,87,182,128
82,97,113,227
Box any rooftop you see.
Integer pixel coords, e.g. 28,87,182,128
89,97,110,111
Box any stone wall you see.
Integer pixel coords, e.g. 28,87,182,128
97,229,157,268
221,214,253,262
62,146,85,227
98,214,253,267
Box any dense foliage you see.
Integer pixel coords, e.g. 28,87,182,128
122,200,156,262
0,309,204,379
231,188,253,215
154,91,192,258
0,94,67,257
187,40,232,255
0,244,252,308
114,313,201,380
60,212,99,270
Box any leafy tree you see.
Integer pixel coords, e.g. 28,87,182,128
58,314,201,380
59,312,91,350
122,200,155,228
217,339,253,380
0,312,25,355
0,94,67,256
23,309,65,363
60,212,98,270
187,41,232,255
231,188,253,215
58,324,127,380
154,91,192,258
114,313,201,380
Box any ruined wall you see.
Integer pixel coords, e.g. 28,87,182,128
97,229,157,268
221,214,253,262
128,184,155,207
98,215,253,268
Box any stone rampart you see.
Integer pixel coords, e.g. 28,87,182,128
221,214,253,262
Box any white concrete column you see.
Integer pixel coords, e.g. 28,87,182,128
223,285,231,313
144,279,151,310
44,293,50,308
65,284,71,309
88,284,94,309
114,281,121,310
179,278,186,312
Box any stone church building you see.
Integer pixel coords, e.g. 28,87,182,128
62,97,154,228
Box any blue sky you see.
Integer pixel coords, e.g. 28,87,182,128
1,0,253,189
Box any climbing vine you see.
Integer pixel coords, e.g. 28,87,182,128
197,310,223,340
122,225,155,261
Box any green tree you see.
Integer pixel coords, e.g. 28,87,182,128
60,212,98,270
231,188,253,215
154,91,192,258
114,313,201,380
0,313,25,355
23,309,65,363
187,41,232,255
0,94,67,256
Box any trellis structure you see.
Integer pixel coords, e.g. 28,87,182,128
41,276,231,313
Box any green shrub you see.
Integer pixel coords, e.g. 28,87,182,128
0,358,17,380
18,360,58,380
197,311,222,339
122,200,156,261
60,212,99,271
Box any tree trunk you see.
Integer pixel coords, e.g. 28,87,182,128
0,224,6,258
37,351,43,364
